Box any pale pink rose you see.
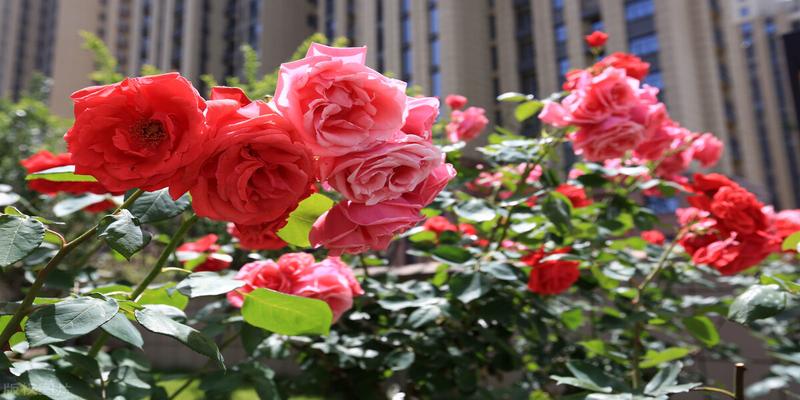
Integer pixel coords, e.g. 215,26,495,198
401,163,456,207
316,257,364,297
539,101,570,127
273,43,407,156
446,106,489,143
562,68,638,124
291,258,362,322
277,252,316,276
227,260,292,308
402,96,439,140
637,84,660,104
691,133,723,168
445,94,468,110
772,209,800,239
310,198,424,255
561,91,608,125
319,134,443,205
630,102,668,139
572,117,646,162
633,120,674,161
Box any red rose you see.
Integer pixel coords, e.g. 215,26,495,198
641,230,665,245
773,209,800,240
21,150,117,195
594,53,650,81
585,31,608,48
424,216,458,234
524,248,580,295
709,186,768,235
445,94,468,110
64,73,207,195
689,232,774,275
458,223,478,236
176,234,232,272
190,97,315,225
556,184,592,208
228,222,287,251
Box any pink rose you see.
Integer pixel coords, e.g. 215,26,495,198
539,101,570,127
572,117,645,162
691,133,723,168
445,94,468,110
562,68,637,124
446,106,489,143
189,100,315,225
273,43,407,156
402,96,439,140
227,260,292,308
310,199,423,255
633,119,675,161
277,252,316,276
291,257,363,322
773,209,800,240
319,134,443,205
401,163,456,207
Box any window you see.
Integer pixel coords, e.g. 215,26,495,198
625,0,654,21
558,58,570,77
629,33,659,55
428,0,440,97
555,24,567,42
553,0,563,10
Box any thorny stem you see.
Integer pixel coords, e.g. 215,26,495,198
0,189,145,349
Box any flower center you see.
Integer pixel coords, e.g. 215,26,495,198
132,119,166,147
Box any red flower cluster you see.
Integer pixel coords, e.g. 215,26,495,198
176,234,232,272
677,173,781,275
227,253,363,322
522,247,580,295
61,44,456,253
526,184,592,209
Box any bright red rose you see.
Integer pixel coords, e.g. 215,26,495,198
21,150,117,195
594,52,650,81
176,234,232,272
458,223,478,236
773,209,800,240
64,73,207,195
445,94,468,110
556,184,592,208
641,230,666,245
228,222,287,251
708,186,768,235
689,232,775,276
524,248,580,295
190,99,315,225
585,31,608,48
424,216,458,234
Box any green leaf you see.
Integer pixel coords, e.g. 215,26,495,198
728,284,788,324
138,283,189,310
135,306,224,368
25,296,119,346
682,316,720,347
25,165,98,182
242,288,332,336
432,245,473,264
0,351,9,369
53,194,110,217
515,100,543,122
542,193,572,232
0,215,45,267
176,272,245,298
25,368,101,400
106,366,151,400
128,189,191,224
482,262,518,281
242,363,281,400
97,210,151,260
561,308,584,330
101,312,144,348
781,230,800,251
277,193,334,247
760,274,800,294
386,350,415,371
454,198,496,222
644,362,700,396
497,92,532,102
407,305,441,328
450,272,489,303
640,347,693,368
551,361,616,393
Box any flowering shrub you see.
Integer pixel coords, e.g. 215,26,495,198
0,34,799,399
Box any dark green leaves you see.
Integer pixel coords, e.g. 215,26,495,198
176,272,245,298
431,245,473,264
53,194,110,217
640,347,693,368
25,165,98,182
450,272,490,303
101,313,144,348
128,189,190,223
728,284,789,324
135,306,224,368
277,193,334,247
97,209,151,260
643,362,700,397
682,316,720,347
0,214,45,267
25,296,119,346
550,361,620,393
25,368,101,400
385,350,415,371
542,192,572,232
454,199,496,222
242,288,333,336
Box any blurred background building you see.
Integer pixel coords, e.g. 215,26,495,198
1,0,800,208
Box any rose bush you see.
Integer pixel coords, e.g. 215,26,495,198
0,33,798,400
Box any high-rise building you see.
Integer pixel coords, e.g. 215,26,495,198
1,0,799,207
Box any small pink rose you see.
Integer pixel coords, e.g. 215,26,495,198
445,94,468,110
291,257,363,321
691,133,723,168
446,106,489,143
402,96,439,140
572,117,645,162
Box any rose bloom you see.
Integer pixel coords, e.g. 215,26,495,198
291,257,364,322
641,230,666,245
539,101,571,127
277,252,316,276
585,30,608,47
687,232,775,276
402,96,439,140
190,96,315,225
523,247,580,295
445,94,468,110
423,216,458,234
399,163,457,207
273,43,407,156
572,117,645,162
319,134,443,205
21,150,117,195
227,260,293,308
594,52,650,81
176,234,232,272
228,222,287,251
691,133,723,168
708,186,768,235
64,73,207,195
772,209,800,239
446,106,489,143
555,184,593,208
459,223,478,236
